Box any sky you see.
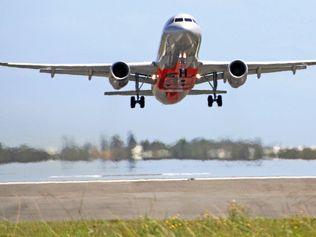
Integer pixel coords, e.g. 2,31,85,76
1,0,316,149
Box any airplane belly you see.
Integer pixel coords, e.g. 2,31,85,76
153,86,189,105
153,65,198,104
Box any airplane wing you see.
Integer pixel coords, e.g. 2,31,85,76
0,61,156,84
104,89,227,96
197,60,316,84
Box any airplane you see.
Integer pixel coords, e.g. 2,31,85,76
1,13,316,109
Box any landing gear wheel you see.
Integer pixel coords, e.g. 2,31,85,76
130,96,145,109
208,95,223,107
140,96,145,108
130,96,136,109
217,95,223,107
208,95,214,107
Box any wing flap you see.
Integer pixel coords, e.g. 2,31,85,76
104,90,154,96
189,90,227,95
39,68,108,77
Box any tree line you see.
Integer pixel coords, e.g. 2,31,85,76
0,134,315,163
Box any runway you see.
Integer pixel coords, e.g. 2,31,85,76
0,177,316,221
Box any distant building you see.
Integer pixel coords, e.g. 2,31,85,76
142,150,153,159
248,147,256,160
131,145,143,160
141,147,170,160
153,149,170,159
208,148,232,159
46,147,58,156
132,145,171,160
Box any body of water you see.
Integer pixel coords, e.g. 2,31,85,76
0,159,315,182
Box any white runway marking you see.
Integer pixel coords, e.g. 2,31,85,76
48,173,212,179
0,176,316,185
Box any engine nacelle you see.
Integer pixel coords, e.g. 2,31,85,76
109,61,130,90
227,60,248,88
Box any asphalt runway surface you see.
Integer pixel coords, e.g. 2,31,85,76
0,177,315,221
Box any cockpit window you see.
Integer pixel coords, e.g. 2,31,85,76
169,17,196,24
167,18,174,25
174,18,183,22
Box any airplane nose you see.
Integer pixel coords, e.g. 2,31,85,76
165,23,201,44
165,23,201,45
165,24,201,38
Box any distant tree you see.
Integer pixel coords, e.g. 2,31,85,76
110,135,124,149
140,140,150,151
59,137,90,161
110,135,125,160
231,143,250,160
302,148,316,160
0,145,53,163
59,145,90,161
61,136,76,149
127,132,137,149
278,149,300,159
0,143,3,158
100,135,109,152
189,138,211,159
127,132,137,159
252,141,264,160
149,140,167,151
83,142,93,152
171,138,190,159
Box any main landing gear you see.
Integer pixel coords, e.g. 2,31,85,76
130,95,145,108
208,95,222,107
207,72,223,108
130,74,145,109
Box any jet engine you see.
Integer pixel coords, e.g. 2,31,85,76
109,61,130,90
227,60,248,88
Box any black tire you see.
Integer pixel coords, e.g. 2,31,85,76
207,95,213,107
130,96,136,109
140,96,145,108
217,95,223,107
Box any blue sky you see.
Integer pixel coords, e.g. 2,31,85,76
1,0,316,148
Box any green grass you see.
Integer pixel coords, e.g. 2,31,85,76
0,203,315,237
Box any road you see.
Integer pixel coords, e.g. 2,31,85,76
0,177,315,221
